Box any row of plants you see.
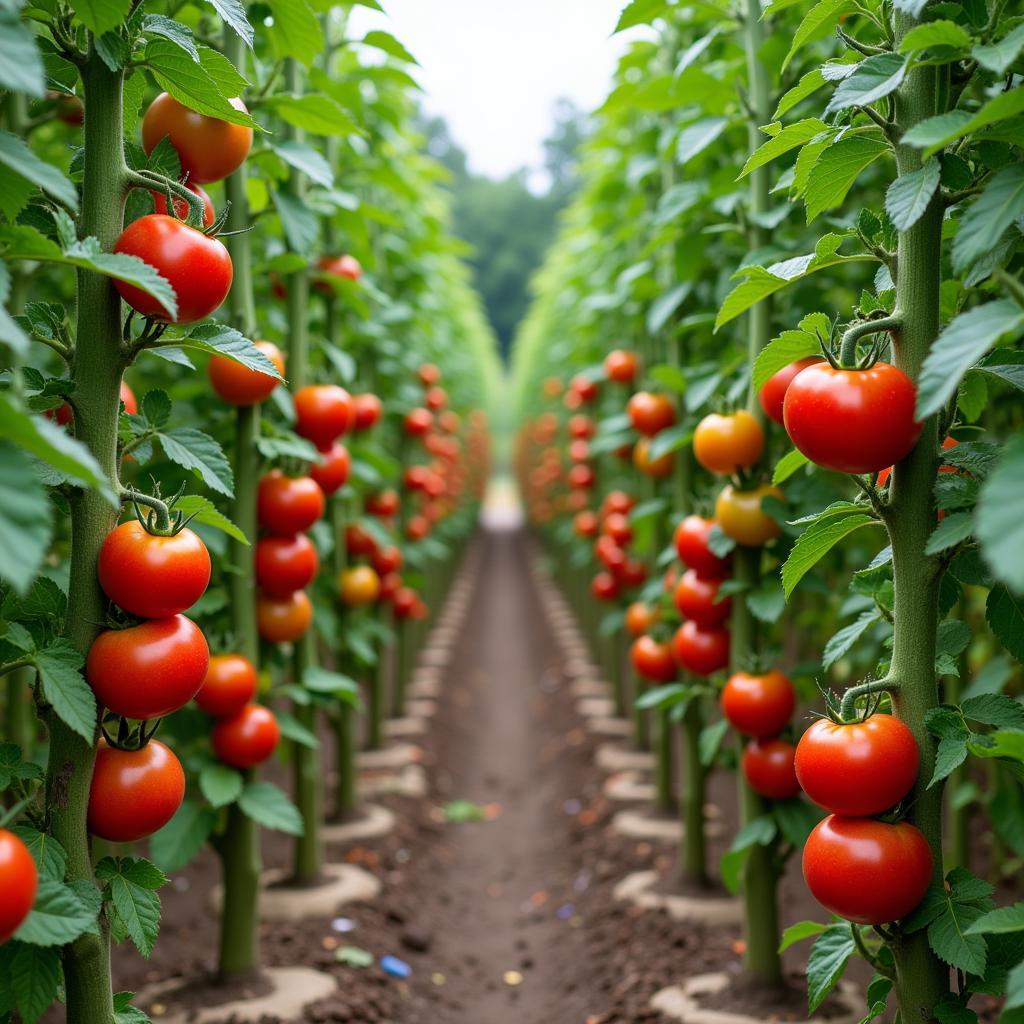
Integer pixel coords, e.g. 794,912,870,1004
0,1,496,1021
513,0,1023,1020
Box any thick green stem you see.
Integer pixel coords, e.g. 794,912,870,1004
51,45,125,1024
654,706,674,812
605,630,626,717
632,668,651,751
216,797,260,979
679,699,708,885
6,666,35,756
886,14,950,1021
331,499,358,816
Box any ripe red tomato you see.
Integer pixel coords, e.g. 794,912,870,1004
694,411,764,475
339,565,381,607
114,215,232,323
574,510,599,538
195,653,257,719
142,93,252,183
257,590,312,643
405,408,434,436
293,385,353,450
378,572,402,602
406,515,430,541
604,348,638,384
877,435,958,487
783,362,923,474
795,714,919,816
569,439,590,463
120,381,138,415
627,392,676,436
715,484,783,547
625,602,658,638
317,254,362,284
568,464,596,489
352,392,383,431
151,182,215,227
568,415,596,440
602,512,633,546
88,739,185,842
633,438,673,478
570,374,598,403
418,363,441,387
257,471,324,535
631,635,677,682
98,521,210,618
372,545,403,576
404,465,430,492
310,441,351,496
425,386,447,411
758,357,822,425
212,704,280,769
616,557,648,589
673,516,729,578
672,621,729,676
366,490,399,518
255,534,319,597
602,491,635,517
392,586,419,618
591,572,620,601
0,829,37,943
595,535,627,572
208,341,284,405
87,615,208,720
742,738,801,799
674,569,731,627
720,670,795,738
345,523,378,557
55,93,84,125
803,816,932,925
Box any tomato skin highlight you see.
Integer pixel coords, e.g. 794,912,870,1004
87,615,209,720
404,408,434,436
783,362,923,475
208,341,284,405
674,569,731,628
758,357,822,425
255,534,319,598
257,590,313,643
98,521,210,619
672,621,730,677
0,829,37,943
88,739,186,843
715,484,783,547
309,442,351,496
591,571,620,602
720,670,795,738
113,215,232,323
142,93,253,184
195,653,258,719
257,471,325,536
742,738,801,799
604,348,638,384
795,714,919,816
212,704,281,769
673,515,729,578
802,816,932,925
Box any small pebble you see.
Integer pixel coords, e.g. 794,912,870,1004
563,798,582,815
380,955,412,979
336,945,373,968
503,970,523,987
557,903,575,920
332,917,356,933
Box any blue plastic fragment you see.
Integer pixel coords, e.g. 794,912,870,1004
380,955,412,979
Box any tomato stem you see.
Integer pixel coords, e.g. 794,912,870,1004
837,313,902,368
839,678,900,722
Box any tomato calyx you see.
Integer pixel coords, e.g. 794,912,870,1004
824,312,902,371
836,677,900,724
123,482,197,537
101,713,164,753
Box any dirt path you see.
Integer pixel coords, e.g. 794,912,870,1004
399,525,597,1024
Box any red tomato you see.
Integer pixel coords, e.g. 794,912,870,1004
758,357,822,425
574,510,599,538
257,590,312,643
673,516,730,578
570,374,598,403
366,490,399,518
114,215,232,323
98,521,210,618
392,586,418,618
591,571,620,602
615,557,647,589
120,381,138,415
715,484,783,547
310,441,351,496
405,408,434,436
783,362,923,474
673,569,731,627
877,436,958,487
404,465,430,491
604,348,638,384
569,439,590,463
625,602,659,638
339,565,381,607
742,738,801,799
425,386,447,411
568,415,596,440
255,534,319,597
633,438,673,478
631,635,677,682
88,739,185,842
439,410,461,434
378,572,402,602
212,704,280,769
595,535,626,572
406,515,430,541
345,523,378,557
293,385,353,450
372,545,403,576
257,471,325,535
418,363,441,387
194,653,257,719
151,182,215,227
671,621,729,676
55,93,84,126
87,615,208,720
627,392,676,436
142,93,252,183
803,816,932,925
795,714,919,816
694,411,764,475
208,341,284,405
602,512,633,546
0,829,37,943
567,464,596,490
317,254,362,284
352,393,383,431
602,491,635,517
720,670,795,738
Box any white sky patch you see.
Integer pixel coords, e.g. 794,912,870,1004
349,0,637,181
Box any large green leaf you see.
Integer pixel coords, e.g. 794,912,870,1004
782,510,880,598
826,53,907,114
0,10,46,97
884,157,940,231
804,136,889,222
977,439,1024,595
741,119,831,178
265,0,323,64
0,133,77,213
0,441,52,595
952,165,1024,274
68,0,132,36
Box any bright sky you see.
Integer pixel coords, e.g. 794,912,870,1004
349,0,635,181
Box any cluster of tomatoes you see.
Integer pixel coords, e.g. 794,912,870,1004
577,490,649,603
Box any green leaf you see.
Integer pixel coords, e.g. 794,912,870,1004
898,20,972,56
636,683,690,711
11,827,66,883
69,0,132,36
96,857,166,957
0,441,51,595
0,132,78,213
272,141,334,188
928,901,989,976
807,924,856,1014
952,165,1024,274
905,87,1024,157
158,427,233,496
699,718,729,766
198,764,243,808
804,137,890,222
34,640,96,743
204,0,254,48
752,328,822,392
987,585,1024,664
676,117,729,165
773,447,809,485
613,0,668,31
0,10,46,97
264,94,358,136
973,23,1024,77
113,991,153,1024
303,665,360,701
238,781,304,835
275,708,319,748
823,611,882,669
361,29,419,64
148,801,215,872
925,512,973,555
774,68,832,120
885,157,940,231
142,14,200,62
171,323,283,379
15,878,97,947
272,187,319,255
782,511,879,598
647,283,690,334
779,920,828,952
741,119,831,178
783,0,857,70
965,902,1024,935
916,300,1024,418
747,579,786,623
977,438,1024,594
265,0,323,64
173,495,248,545
827,53,907,114
8,943,61,1024
963,693,1024,730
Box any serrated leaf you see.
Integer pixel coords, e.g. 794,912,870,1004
0,11,46,97
238,781,304,835
898,20,972,55
11,827,66,883
783,0,857,70
977,439,1024,594
752,329,821,392
782,512,879,598
15,879,97,946
97,858,166,957
965,902,1024,935
773,447,809,484
973,22,1024,76
807,924,856,1014
827,53,907,114
928,901,988,975
925,512,973,555
741,119,831,178
0,441,51,595
779,920,828,952
204,0,254,48
885,157,940,231
173,495,248,545
986,585,1024,664
9,942,61,1024
952,165,1024,275
68,0,132,37
148,801,215,872
34,640,96,742
158,426,233,496
0,132,78,213
823,611,881,669
199,763,243,807
804,137,889,222
905,87,1024,158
